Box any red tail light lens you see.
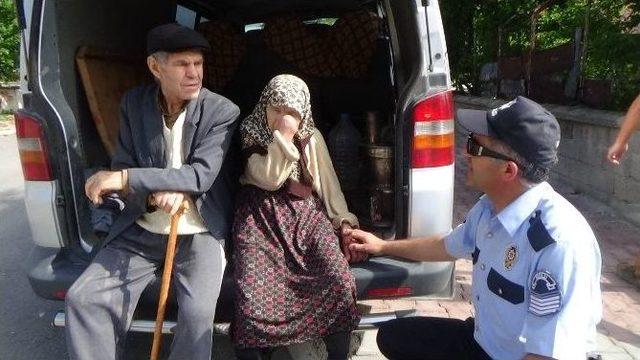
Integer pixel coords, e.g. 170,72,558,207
53,289,67,300
14,112,54,181
366,286,413,298
411,91,455,168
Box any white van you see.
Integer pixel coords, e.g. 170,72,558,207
15,0,455,338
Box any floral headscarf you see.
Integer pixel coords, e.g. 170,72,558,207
240,74,316,182
240,74,315,149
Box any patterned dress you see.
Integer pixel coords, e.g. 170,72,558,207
231,75,360,348
231,185,360,348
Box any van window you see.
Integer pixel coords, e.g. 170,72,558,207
244,17,339,33
176,5,197,28
303,18,338,26
244,23,265,32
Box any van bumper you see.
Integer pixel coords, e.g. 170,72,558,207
53,308,422,333
29,246,454,324
352,256,454,299
27,246,86,300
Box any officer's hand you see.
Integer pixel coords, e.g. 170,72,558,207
346,229,386,256
149,192,185,215
85,170,125,205
340,223,368,263
607,141,628,165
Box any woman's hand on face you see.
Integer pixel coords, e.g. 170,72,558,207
267,105,301,142
276,115,300,141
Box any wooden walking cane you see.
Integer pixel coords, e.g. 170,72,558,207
150,201,189,360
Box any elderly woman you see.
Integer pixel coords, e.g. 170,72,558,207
231,74,362,360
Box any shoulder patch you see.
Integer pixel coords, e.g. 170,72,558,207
529,270,562,316
527,210,556,252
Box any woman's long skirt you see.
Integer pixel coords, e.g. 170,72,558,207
231,185,360,349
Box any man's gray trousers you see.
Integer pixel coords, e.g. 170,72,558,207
64,223,226,360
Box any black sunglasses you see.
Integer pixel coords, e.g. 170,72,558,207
466,134,517,164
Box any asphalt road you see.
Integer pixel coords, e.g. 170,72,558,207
0,133,69,359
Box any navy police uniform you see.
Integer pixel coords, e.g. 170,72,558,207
376,182,602,360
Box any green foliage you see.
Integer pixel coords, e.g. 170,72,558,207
441,0,640,110
0,0,19,82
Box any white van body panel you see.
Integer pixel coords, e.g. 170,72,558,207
408,165,454,237
24,181,64,248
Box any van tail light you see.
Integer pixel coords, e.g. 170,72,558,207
14,111,54,181
366,286,413,298
52,289,67,300
411,91,455,168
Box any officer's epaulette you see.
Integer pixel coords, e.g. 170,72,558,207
527,210,556,252
472,246,480,264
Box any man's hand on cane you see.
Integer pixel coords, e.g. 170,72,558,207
149,192,186,215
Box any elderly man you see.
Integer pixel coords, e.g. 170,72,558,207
348,97,602,360
64,23,240,360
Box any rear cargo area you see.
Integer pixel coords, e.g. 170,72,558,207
26,0,456,323
61,1,400,248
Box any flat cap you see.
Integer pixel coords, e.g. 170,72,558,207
146,23,211,55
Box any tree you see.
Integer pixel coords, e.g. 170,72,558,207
0,0,19,82
441,0,640,110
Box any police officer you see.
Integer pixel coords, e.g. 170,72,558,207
347,96,602,360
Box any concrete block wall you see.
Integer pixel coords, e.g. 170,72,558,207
455,95,640,226
0,82,21,112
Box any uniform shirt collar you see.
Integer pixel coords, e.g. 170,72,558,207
495,182,551,237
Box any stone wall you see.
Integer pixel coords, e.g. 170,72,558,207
455,95,640,225
0,82,21,112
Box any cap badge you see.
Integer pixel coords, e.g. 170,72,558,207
490,99,516,117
